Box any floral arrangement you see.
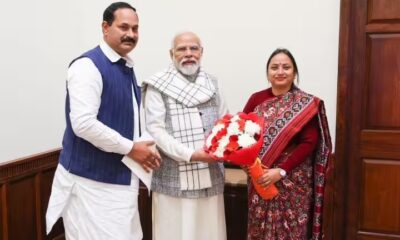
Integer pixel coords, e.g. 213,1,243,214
205,112,278,200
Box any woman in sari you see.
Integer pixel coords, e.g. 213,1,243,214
243,48,332,240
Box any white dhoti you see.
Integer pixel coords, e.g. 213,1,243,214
46,165,142,240
152,192,226,240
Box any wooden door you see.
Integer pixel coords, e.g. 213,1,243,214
335,0,400,239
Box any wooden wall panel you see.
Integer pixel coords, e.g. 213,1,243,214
8,176,37,240
0,149,62,240
360,235,382,240
368,0,400,22
360,236,380,240
361,160,400,232
138,186,152,240
361,131,400,159
0,185,4,240
359,235,398,240
366,34,400,129
224,184,248,240
358,231,400,240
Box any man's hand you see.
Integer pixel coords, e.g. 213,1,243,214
190,150,215,163
127,141,161,172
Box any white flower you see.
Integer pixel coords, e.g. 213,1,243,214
206,123,226,147
214,135,230,157
231,115,240,122
214,146,225,158
214,135,229,157
244,120,261,137
205,135,214,148
207,113,262,158
218,135,230,149
227,122,241,135
238,133,256,148
212,123,225,134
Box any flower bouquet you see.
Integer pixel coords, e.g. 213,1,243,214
205,112,278,200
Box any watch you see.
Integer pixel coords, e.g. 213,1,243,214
279,169,287,178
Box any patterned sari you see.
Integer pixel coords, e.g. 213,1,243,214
247,88,332,240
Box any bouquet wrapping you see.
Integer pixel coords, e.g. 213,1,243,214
205,112,278,200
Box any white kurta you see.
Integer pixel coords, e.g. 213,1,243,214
152,192,227,240
144,72,228,240
47,165,141,240
46,42,143,240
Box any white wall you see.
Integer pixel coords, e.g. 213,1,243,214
0,0,340,162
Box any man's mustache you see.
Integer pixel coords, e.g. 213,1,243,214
121,36,136,44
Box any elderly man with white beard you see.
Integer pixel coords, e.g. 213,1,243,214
143,31,228,240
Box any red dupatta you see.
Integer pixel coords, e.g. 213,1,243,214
254,88,332,239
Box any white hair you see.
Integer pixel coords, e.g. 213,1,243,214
170,31,202,49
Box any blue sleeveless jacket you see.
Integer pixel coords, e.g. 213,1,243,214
59,46,140,185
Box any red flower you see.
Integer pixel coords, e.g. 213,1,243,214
226,136,240,152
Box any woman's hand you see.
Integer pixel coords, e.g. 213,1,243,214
241,165,250,175
257,168,283,188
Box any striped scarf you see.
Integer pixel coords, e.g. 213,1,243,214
144,64,216,190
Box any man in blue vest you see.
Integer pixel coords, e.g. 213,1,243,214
46,2,160,239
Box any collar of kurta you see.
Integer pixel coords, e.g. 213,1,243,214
99,41,135,67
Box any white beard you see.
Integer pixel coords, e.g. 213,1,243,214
173,58,200,76
179,63,199,76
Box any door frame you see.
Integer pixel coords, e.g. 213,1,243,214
333,0,358,238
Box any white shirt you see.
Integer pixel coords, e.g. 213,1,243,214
144,81,228,162
67,42,139,155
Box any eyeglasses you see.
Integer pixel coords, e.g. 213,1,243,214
173,45,202,54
